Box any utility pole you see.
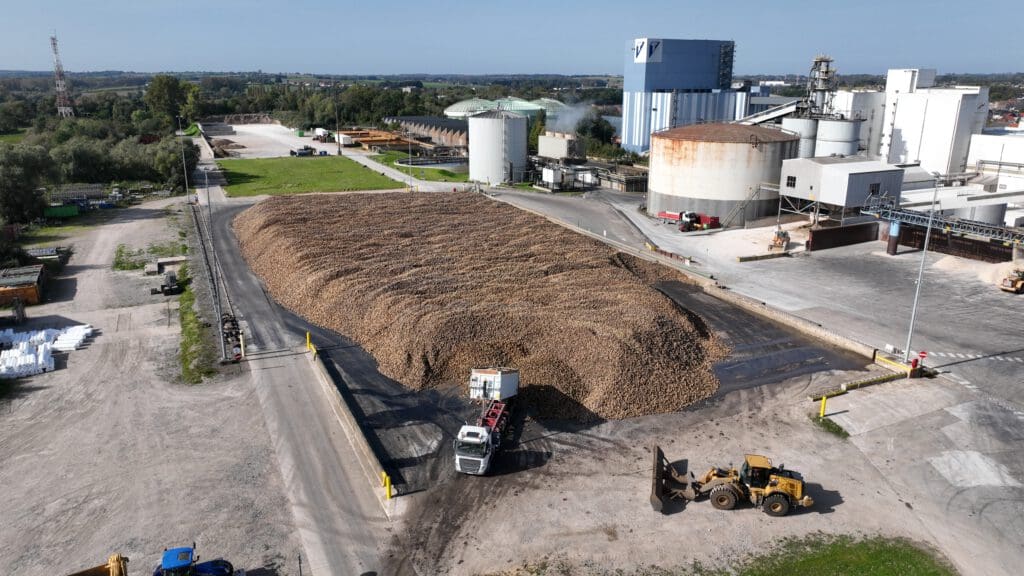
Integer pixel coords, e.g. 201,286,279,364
903,186,939,362
177,116,191,197
50,34,74,118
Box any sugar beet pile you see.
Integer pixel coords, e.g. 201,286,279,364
234,192,727,420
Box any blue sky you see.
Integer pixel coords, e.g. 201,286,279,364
2,0,1016,75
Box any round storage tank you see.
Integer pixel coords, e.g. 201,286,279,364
781,117,818,158
468,110,528,185
815,119,862,157
647,123,799,222
952,204,1007,226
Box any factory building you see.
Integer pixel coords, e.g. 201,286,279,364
968,134,1024,192
832,90,886,155
621,38,741,153
879,69,989,175
383,116,468,148
780,157,904,220
538,131,585,162
646,123,798,220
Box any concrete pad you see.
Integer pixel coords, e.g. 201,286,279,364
825,379,962,436
928,450,1022,488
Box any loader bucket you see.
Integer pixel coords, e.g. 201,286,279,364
651,445,668,512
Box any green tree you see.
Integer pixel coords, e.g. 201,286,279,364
144,75,186,131
575,110,615,144
528,109,546,154
151,137,199,191
50,137,114,183
0,144,51,223
180,83,203,122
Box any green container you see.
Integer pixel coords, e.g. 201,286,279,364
297,130,305,137
44,205,80,219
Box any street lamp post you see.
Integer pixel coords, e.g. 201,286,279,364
903,185,940,363
406,130,413,186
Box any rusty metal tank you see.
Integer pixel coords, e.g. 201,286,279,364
647,123,799,223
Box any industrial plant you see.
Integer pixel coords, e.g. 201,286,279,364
6,15,1024,576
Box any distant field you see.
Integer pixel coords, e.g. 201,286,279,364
0,129,27,144
369,151,469,183
217,156,401,197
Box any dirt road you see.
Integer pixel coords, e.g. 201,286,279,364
0,199,301,575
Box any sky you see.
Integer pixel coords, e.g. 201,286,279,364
1,0,1018,76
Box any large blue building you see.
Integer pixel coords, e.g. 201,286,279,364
622,38,744,153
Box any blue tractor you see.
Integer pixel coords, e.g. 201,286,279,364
152,545,235,576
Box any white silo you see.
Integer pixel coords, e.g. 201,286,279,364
815,119,862,157
468,110,528,184
782,117,818,159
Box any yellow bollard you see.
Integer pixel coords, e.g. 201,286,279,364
306,331,311,350
385,474,392,500
819,396,827,418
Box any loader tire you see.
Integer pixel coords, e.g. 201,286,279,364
710,485,738,510
763,493,791,517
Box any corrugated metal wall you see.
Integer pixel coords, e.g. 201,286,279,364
897,225,1013,263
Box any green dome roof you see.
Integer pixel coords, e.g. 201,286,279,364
530,98,568,114
493,97,544,113
444,98,497,118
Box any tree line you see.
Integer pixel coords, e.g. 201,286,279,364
0,75,198,225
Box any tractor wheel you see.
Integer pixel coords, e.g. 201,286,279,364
709,485,738,510
763,493,791,517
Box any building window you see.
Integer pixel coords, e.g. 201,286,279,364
786,176,797,188
869,183,881,196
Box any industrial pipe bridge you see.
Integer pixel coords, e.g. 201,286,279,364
861,198,1024,245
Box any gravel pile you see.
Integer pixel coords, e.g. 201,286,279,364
234,192,727,420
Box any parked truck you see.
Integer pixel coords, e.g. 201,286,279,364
453,368,519,475
657,210,721,231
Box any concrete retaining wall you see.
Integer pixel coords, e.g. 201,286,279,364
306,348,393,514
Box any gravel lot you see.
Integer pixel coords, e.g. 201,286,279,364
0,198,301,575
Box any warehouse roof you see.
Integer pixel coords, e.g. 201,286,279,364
654,123,799,144
0,265,44,288
383,116,468,133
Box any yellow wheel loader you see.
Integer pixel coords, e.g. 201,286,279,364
651,445,813,517
1000,270,1024,294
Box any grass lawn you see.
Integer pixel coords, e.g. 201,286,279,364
729,535,955,576
369,150,469,183
0,129,27,144
217,156,401,197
